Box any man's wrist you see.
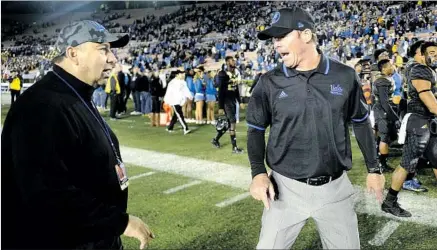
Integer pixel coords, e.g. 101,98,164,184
367,162,383,174
251,168,267,179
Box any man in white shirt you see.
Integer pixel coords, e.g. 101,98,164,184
163,70,193,135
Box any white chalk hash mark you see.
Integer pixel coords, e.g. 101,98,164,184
163,180,203,194
130,172,156,180
368,220,400,246
215,192,251,208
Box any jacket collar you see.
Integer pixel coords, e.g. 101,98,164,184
52,64,96,101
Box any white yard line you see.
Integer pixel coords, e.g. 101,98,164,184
120,145,437,227
368,221,401,246
129,172,156,180
215,192,251,208
163,180,203,194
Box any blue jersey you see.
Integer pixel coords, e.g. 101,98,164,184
194,78,206,94
205,78,217,95
186,76,195,93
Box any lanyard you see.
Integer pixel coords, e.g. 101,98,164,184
52,71,122,163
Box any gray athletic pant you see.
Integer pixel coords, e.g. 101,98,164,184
257,171,360,249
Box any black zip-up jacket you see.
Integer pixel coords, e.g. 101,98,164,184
135,75,150,92
1,65,129,249
149,76,164,97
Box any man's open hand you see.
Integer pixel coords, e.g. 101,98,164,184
366,173,385,204
123,215,155,249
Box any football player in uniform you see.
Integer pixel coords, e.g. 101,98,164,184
382,41,437,217
373,59,400,173
212,57,244,154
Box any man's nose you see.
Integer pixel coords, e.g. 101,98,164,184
107,50,117,64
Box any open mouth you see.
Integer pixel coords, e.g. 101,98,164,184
102,69,112,77
280,52,290,58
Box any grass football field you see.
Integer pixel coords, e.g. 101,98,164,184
2,102,437,249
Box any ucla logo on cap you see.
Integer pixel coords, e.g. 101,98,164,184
272,12,280,24
90,21,105,32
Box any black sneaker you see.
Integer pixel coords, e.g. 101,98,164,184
211,138,220,148
381,197,412,217
232,147,244,154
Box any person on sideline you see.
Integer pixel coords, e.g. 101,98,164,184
164,69,193,134
247,8,384,249
1,20,154,249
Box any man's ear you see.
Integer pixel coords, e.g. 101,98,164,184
65,46,79,65
301,29,313,44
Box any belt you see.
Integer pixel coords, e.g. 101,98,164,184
295,172,343,186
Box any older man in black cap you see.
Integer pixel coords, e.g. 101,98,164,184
2,20,154,249
247,7,385,249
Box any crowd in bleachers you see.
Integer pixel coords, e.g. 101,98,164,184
2,1,437,81
1,1,436,93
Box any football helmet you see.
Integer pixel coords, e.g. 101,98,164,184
215,116,229,132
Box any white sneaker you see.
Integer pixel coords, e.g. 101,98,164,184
184,129,191,135
207,121,211,124
211,120,217,125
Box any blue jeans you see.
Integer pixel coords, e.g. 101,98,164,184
93,90,106,107
100,92,107,108
132,91,141,112
140,92,152,114
92,90,100,106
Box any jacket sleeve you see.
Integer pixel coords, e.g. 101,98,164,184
246,76,271,178
8,103,129,240
105,77,111,94
182,81,193,100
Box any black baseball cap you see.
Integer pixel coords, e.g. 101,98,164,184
258,7,315,40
